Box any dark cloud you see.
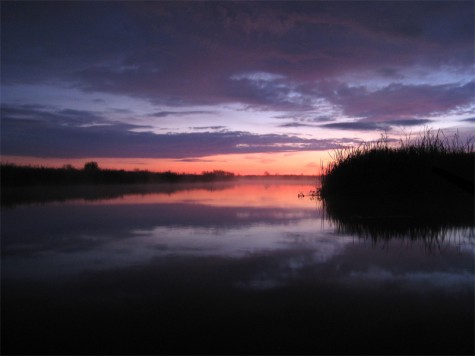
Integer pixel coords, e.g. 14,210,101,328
279,122,318,128
149,111,215,118
461,118,475,123
309,81,474,121
176,158,217,163
276,115,336,129
310,116,335,123
1,105,352,159
1,0,473,160
190,126,226,131
1,2,142,84
387,119,433,127
320,118,433,131
1,105,105,126
320,122,389,131
223,74,291,109
376,67,403,79
2,1,472,105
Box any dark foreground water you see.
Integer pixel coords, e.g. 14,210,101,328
2,181,474,354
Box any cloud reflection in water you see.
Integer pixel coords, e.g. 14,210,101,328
2,182,473,291
2,182,474,355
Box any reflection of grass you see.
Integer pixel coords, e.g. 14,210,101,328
320,130,474,246
324,198,475,251
1,183,234,207
320,129,474,203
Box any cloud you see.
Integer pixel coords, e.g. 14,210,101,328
222,72,314,111
3,1,472,107
461,118,475,123
310,81,474,121
320,119,433,131
0,105,106,126
278,122,318,128
1,0,474,161
1,105,353,159
376,67,403,79
277,115,337,128
190,126,226,131
320,122,388,131
150,111,215,118
387,119,433,127
175,158,217,163
310,116,335,123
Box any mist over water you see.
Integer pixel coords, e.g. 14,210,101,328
2,180,474,354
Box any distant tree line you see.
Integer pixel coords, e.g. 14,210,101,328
1,162,236,186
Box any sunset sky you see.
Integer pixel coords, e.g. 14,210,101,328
1,1,474,175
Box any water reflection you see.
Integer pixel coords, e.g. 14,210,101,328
1,178,316,207
2,181,474,354
322,193,475,254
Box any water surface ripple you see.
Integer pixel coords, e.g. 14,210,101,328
2,181,473,354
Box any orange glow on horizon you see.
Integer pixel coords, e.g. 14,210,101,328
1,151,334,176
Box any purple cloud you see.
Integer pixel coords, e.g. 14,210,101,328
1,105,355,159
328,82,474,120
3,2,473,106
279,123,319,128
1,0,473,162
320,122,388,132
1,105,105,126
190,126,227,131
387,119,433,127
150,111,215,118
297,80,474,124
320,119,433,132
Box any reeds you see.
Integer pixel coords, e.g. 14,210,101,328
320,129,475,202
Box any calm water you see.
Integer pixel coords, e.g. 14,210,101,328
2,181,474,354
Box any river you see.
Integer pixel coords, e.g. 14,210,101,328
2,180,473,354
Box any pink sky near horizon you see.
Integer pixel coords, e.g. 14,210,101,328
1,150,331,176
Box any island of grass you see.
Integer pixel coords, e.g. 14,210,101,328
319,130,474,224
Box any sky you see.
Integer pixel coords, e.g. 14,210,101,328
1,1,474,175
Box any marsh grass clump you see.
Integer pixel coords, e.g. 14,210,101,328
320,129,474,206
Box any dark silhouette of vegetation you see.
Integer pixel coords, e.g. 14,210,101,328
323,197,474,251
0,163,236,187
83,161,99,172
320,129,474,203
318,130,475,240
201,170,235,182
